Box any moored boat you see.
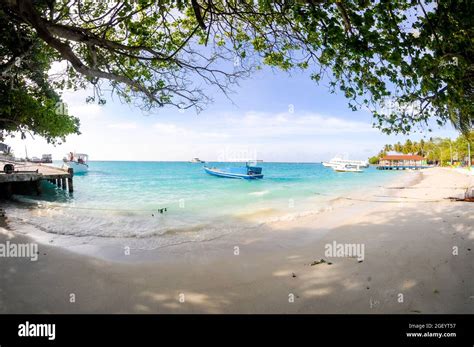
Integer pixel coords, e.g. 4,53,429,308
322,156,369,168
29,156,41,163
41,154,53,163
333,164,364,173
63,152,89,173
204,161,263,179
190,157,205,163
28,153,52,164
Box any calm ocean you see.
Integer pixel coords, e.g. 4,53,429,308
7,161,401,248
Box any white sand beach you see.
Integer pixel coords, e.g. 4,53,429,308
0,167,473,313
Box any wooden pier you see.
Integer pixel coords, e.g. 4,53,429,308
0,161,73,197
377,154,427,171
376,165,428,170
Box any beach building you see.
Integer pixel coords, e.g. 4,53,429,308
377,154,427,170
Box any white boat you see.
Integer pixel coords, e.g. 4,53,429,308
322,156,369,168
41,154,53,163
333,164,364,173
29,156,41,163
63,153,89,173
190,157,205,163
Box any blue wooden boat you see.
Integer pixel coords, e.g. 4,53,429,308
204,161,264,179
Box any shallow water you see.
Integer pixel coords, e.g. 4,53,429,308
6,161,402,247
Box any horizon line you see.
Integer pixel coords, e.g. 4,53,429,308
52,159,329,164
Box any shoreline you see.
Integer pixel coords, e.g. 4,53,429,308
0,167,472,313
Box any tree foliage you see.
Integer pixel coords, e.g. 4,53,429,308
373,131,474,165
0,3,79,143
0,0,472,142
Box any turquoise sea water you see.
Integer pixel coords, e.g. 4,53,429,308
9,161,401,246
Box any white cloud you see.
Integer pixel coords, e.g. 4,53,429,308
3,105,440,162
153,122,229,139
69,103,105,121
223,111,376,137
108,122,138,130
153,122,185,135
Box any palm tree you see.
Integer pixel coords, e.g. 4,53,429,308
412,141,419,155
383,144,393,153
419,139,425,156
394,142,402,153
403,139,413,154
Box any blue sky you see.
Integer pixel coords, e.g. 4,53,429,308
12,62,458,162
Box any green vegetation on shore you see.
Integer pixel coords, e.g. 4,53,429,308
369,132,474,165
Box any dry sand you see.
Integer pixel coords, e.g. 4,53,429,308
0,167,472,313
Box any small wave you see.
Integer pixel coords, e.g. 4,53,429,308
4,201,259,251
11,195,44,207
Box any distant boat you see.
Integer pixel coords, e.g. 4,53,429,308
322,156,369,168
63,152,89,173
333,164,364,173
41,154,52,163
190,157,205,163
29,155,52,163
29,156,42,163
204,161,263,179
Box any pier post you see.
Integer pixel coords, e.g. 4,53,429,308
67,168,74,193
5,183,13,198
57,178,62,188
61,177,67,190
32,180,41,196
